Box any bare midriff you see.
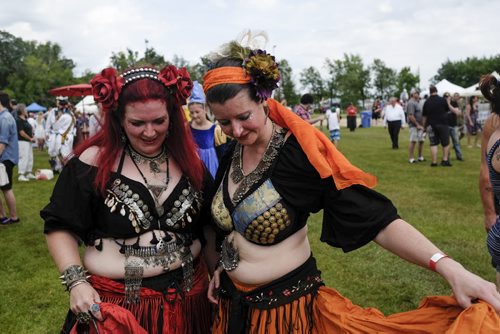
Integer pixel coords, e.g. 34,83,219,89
83,230,201,279
227,225,311,285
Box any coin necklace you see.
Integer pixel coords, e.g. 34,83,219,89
128,146,170,216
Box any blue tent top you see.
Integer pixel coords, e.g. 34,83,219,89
26,102,47,112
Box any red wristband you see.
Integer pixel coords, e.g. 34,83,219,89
429,252,449,271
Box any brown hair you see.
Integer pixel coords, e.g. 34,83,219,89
480,74,500,115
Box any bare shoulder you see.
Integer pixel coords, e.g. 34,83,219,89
79,146,101,166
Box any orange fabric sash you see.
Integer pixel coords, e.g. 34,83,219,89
266,98,377,190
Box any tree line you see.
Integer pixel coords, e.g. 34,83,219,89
1,30,500,109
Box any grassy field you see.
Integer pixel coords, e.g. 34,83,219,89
0,126,493,333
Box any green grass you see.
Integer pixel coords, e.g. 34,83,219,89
0,127,493,332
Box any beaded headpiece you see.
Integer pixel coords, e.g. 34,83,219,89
90,65,193,112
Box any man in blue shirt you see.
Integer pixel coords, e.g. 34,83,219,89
0,91,19,224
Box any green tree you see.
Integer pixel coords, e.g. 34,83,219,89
299,66,325,105
110,48,139,72
326,54,370,108
275,59,298,105
8,41,75,106
0,30,31,90
139,47,167,68
371,58,396,100
434,55,500,87
396,67,420,96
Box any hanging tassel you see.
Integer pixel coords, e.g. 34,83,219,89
133,236,141,249
150,232,159,245
95,238,103,251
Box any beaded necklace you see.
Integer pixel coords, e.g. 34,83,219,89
128,146,170,216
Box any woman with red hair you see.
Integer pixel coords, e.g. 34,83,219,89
41,66,214,333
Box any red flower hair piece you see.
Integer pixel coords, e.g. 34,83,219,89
89,65,193,112
90,68,124,111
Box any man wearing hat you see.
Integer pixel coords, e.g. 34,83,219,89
45,96,75,173
407,88,425,163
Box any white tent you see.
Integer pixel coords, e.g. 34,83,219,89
420,79,465,98
75,95,98,114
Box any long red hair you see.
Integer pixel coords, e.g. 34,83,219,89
73,77,204,194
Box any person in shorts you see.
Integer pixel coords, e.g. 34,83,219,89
406,89,425,163
325,105,341,146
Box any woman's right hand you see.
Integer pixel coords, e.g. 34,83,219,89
69,282,103,321
208,266,224,304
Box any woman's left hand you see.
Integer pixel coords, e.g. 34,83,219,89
439,259,500,313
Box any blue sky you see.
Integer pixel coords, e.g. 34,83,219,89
1,0,497,90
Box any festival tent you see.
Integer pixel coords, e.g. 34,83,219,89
26,102,47,112
75,95,98,114
420,79,465,98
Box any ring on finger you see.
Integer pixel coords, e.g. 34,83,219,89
76,312,92,324
89,303,100,314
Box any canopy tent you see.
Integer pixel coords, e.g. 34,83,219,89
75,95,98,114
462,71,500,97
26,102,47,112
420,79,465,98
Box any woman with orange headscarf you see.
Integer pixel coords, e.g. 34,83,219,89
203,40,500,333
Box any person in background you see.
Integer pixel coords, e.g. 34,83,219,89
0,92,19,225
34,111,46,150
465,95,482,148
295,93,321,125
371,98,383,126
46,98,75,173
188,80,220,178
406,89,425,163
479,74,500,291
203,40,500,333
382,97,406,149
41,66,215,333
325,104,341,146
16,104,35,181
346,102,358,131
446,92,464,161
423,85,452,167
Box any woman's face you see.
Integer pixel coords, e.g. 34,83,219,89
189,103,207,124
209,90,267,147
122,99,169,156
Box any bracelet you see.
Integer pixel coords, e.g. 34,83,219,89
68,279,89,292
59,264,90,291
429,252,450,271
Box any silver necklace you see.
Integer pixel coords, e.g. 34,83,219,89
128,145,167,174
128,146,170,216
229,123,285,203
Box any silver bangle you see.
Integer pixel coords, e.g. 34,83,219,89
59,265,90,291
68,279,89,292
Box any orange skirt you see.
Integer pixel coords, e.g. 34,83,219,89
214,272,500,333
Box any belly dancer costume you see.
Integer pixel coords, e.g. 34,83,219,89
209,98,500,334
41,148,213,334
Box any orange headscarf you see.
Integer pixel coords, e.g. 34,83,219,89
203,68,377,190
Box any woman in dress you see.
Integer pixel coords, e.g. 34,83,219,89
189,81,220,178
466,95,482,148
204,42,500,333
34,111,46,150
41,65,214,333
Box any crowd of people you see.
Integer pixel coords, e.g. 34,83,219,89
1,38,500,333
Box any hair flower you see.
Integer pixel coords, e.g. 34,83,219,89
158,65,180,86
175,67,193,105
243,49,280,101
90,68,124,111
